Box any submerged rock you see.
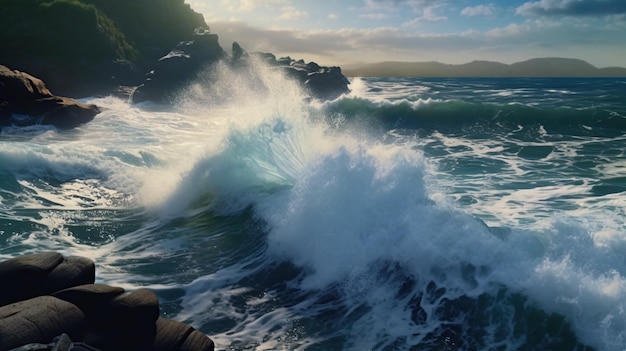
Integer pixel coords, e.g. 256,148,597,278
0,65,100,129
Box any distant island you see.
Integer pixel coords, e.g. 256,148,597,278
343,58,626,78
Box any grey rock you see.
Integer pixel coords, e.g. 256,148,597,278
0,296,86,350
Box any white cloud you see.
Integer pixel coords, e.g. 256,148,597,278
328,13,338,20
211,17,625,67
402,5,447,26
222,0,289,12
461,4,496,17
486,22,527,37
278,6,308,20
363,0,402,11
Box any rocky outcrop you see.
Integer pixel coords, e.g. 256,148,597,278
2,2,349,104
0,252,214,351
131,28,225,104
0,65,100,129
131,39,350,104
254,53,350,100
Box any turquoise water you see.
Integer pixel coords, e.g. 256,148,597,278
1,64,625,350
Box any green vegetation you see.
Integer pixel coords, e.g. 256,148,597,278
0,0,210,95
79,0,207,64
1,0,133,61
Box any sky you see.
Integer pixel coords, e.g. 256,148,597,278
187,0,626,68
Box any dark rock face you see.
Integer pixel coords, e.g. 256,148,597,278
0,252,95,306
251,53,351,101
131,39,350,104
0,65,100,129
0,296,86,350
131,29,225,104
0,252,215,351
276,58,350,100
1,1,349,103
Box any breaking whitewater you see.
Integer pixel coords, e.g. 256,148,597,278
1,61,626,350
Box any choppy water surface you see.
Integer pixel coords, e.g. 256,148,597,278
1,65,626,350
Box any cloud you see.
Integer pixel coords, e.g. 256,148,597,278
517,0,626,17
222,0,289,12
461,4,496,16
207,15,626,67
278,6,308,19
364,0,449,13
328,13,338,20
402,5,447,26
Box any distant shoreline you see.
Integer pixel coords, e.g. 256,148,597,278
345,75,626,79
342,57,626,78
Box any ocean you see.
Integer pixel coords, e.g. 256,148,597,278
1,62,625,350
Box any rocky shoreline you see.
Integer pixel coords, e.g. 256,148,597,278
130,30,350,105
1,29,350,130
0,2,350,346
0,252,213,351
1,1,350,130
0,65,100,129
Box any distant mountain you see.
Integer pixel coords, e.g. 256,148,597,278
343,58,626,77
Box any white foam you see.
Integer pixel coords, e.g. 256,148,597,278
3,65,626,350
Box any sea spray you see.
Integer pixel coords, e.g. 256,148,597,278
131,68,618,349
2,60,625,350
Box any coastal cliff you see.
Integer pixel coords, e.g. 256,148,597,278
0,0,350,103
0,0,207,97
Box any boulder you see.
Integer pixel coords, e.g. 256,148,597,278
52,284,126,315
252,52,350,101
0,252,95,306
0,296,86,350
82,289,160,351
0,65,100,128
0,252,215,351
154,317,215,351
303,66,351,100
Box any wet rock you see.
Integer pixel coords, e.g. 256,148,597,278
0,252,215,351
131,28,225,104
0,296,86,350
154,317,215,351
0,252,95,306
0,65,100,129
131,37,350,104
252,51,350,100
